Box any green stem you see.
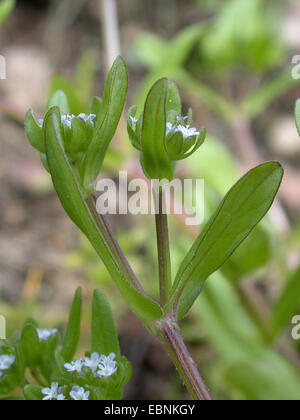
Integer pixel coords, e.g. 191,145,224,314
86,196,146,296
154,188,172,306
158,317,213,401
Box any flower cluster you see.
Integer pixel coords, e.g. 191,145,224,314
64,352,117,378
38,113,96,129
127,79,206,181
0,354,15,379
37,328,58,341
42,383,90,401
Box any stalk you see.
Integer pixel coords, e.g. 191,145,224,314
154,188,172,306
158,318,213,401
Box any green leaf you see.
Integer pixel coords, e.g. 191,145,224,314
225,355,300,401
61,287,82,362
19,325,41,367
295,99,300,136
242,71,299,119
75,49,98,107
168,162,283,319
66,117,86,154
82,57,128,191
49,75,84,115
271,266,300,339
166,82,181,115
24,385,43,401
141,78,173,180
222,225,271,282
25,110,45,153
47,90,70,114
44,107,162,331
92,290,120,357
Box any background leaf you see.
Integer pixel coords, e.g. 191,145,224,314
271,266,300,340
92,290,120,357
61,287,82,362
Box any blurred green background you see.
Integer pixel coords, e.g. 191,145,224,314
0,0,300,400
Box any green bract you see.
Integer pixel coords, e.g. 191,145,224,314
25,56,128,194
127,78,206,181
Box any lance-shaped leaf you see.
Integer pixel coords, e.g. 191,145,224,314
141,78,173,181
61,287,82,362
47,89,70,114
92,290,120,358
25,110,45,153
295,99,300,136
19,325,42,367
167,162,283,319
44,107,162,331
166,81,181,115
82,57,128,192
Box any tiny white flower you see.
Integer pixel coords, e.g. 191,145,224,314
176,125,199,138
77,113,97,125
0,355,15,370
38,113,96,129
83,352,101,373
130,116,138,125
64,359,83,375
42,382,60,401
70,386,90,401
37,328,58,342
96,353,117,378
57,394,66,401
166,122,176,136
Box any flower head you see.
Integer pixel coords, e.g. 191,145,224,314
96,353,117,378
127,78,206,181
70,386,90,401
64,359,84,375
37,328,58,342
175,125,200,139
0,355,15,371
38,113,96,129
83,352,102,374
42,382,63,401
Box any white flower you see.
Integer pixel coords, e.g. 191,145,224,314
38,113,96,129
96,353,117,378
64,359,84,375
166,122,176,136
57,394,66,401
130,116,138,125
165,116,199,139
83,352,101,374
77,113,97,125
70,386,90,401
0,355,15,370
37,329,58,342
42,382,61,401
176,125,199,138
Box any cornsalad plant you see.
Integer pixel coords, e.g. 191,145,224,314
0,289,131,400
22,57,284,400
